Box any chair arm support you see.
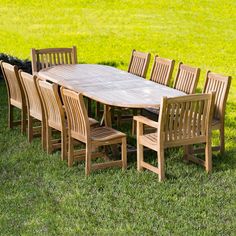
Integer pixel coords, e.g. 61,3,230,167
133,115,159,128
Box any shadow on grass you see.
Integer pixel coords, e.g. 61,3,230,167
97,61,125,68
79,60,126,68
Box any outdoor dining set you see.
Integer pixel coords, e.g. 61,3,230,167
0,46,231,181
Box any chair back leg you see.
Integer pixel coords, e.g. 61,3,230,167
205,137,212,173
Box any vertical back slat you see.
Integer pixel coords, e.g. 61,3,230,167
159,94,213,145
203,71,231,121
1,62,23,106
37,80,64,131
174,63,200,94
19,72,42,120
150,56,175,86
61,88,90,141
31,47,78,73
128,49,151,78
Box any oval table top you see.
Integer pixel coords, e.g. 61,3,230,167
38,64,186,108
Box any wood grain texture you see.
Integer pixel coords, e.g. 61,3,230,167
61,87,127,174
173,62,200,94
134,92,215,181
0,61,27,134
143,55,175,116
18,71,46,148
128,49,151,78
203,71,231,155
150,55,175,86
36,79,67,160
31,46,77,74
38,64,186,109
104,49,150,127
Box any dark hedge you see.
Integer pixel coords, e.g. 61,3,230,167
0,53,32,80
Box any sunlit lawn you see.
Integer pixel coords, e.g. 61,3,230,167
0,0,236,234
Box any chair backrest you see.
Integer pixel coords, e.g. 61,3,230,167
150,55,175,86
173,62,200,94
0,61,25,108
31,46,77,74
203,71,231,121
128,49,151,78
158,93,215,147
61,88,90,143
36,79,64,131
19,71,43,121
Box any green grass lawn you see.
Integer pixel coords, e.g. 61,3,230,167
0,0,236,235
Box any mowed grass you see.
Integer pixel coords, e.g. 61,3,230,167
0,0,236,235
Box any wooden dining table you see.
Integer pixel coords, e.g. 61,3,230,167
38,64,186,126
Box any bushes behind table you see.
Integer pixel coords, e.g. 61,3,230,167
0,53,32,80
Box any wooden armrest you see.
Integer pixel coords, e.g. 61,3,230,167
133,115,159,128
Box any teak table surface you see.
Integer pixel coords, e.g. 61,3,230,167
38,64,186,109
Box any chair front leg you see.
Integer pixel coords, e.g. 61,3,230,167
157,146,165,181
205,137,212,173
137,121,144,171
121,137,127,170
85,143,92,176
137,143,144,171
41,120,47,151
46,126,53,154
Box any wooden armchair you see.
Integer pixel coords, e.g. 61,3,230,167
134,93,215,181
36,79,67,160
18,71,46,149
141,62,200,134
173,62,200,94
0,61,27,134
61,87,127,175
31,46,77,74
202,71,231,154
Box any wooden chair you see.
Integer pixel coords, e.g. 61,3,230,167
141,62,200,134
142,55,175,117
18,71,46,149
134,93,215,181
61,87,127,175
113,50,151,128
201,71,231,155
128,49,151,78
150,55,175,85
31,46,77,74
36,79,67,160
173,62,200,94
0,61,27,134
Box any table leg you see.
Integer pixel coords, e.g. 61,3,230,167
103,105,120,159
104,105,112,127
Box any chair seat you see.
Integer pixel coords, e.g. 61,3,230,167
91,126,126,142
140,132,158,151
89,117,99,126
